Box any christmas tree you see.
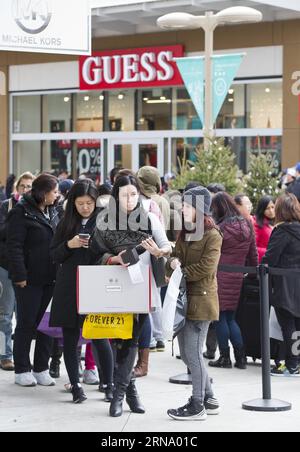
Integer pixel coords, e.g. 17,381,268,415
243,153,281,210
171,137,241,194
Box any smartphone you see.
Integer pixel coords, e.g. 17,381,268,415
79,233,90,248
135,235,153,254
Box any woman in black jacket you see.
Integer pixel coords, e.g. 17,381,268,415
50,179,114,404
263,193,300,377
6,173,60,387
91,174,171,417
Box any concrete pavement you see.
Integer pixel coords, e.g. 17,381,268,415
0,342,299,432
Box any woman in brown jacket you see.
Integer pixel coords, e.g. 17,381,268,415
166,186,223,421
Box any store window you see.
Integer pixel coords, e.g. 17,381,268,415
173,87,202,131
136,88,172,131
42,139,102,179
246,135,281,173
13,141,41,175
216,84,246,129
247,82,282,129
42,93,72,133
171,137,203,171
75,91,104,132
13,96,41,133
108,90,134,131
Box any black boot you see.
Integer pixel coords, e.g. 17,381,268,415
209,348,232,369
110,346,139,418
104,384,114,403
49,359,60,379
126,379,145,414
71,384,87,404
234,347,247,370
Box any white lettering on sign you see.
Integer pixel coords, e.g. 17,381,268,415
157,51,174,81
140,52,156,82
79,46,184,90
122,54,140,83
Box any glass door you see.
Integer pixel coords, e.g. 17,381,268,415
108,138,163,175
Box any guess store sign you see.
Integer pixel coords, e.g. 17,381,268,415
79,45,184,90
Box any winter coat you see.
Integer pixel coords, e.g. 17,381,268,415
166,228,223,322
6,194,59,285
262,222,300,318
90,206,171,309
0,197,18,270
217,217,258,312
253,216,273,263
287,178,300,202
50,210,100,329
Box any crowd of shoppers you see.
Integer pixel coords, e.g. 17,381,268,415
1,160,300,424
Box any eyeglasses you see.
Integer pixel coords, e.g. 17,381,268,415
19,184,32,189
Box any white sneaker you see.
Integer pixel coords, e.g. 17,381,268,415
15,372,37,387
83,369,99,385
33,370,56,386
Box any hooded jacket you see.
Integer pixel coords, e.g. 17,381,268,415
263,222,300,317
217,217,258,312
137,166,170,229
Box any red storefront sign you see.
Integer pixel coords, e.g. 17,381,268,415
79,45,184,90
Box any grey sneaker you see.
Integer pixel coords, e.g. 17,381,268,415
33,371,56,386
83,369,99,385
15,372,37,387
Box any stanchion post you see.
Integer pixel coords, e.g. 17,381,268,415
242,264,292,412
260,263,272,400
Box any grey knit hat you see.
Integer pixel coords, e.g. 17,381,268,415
184,186,212,216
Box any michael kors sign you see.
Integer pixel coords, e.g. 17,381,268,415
0,0,91,55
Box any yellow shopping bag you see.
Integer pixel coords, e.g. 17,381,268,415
82,313,134,340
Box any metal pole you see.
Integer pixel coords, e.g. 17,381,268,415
259,264,271,400
204,12,215,152
242,264,291,412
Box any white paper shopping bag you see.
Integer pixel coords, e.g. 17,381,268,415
77,264,151,314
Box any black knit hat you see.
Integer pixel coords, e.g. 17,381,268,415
184,186,212,216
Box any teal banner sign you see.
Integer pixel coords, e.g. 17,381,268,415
212,53,245,124
175,56,205,125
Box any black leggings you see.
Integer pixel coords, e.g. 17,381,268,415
63,327,114,386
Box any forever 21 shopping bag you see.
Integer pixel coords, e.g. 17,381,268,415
82,313,133,340
77,264,152,314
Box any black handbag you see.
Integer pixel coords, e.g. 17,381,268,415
173,277,188,338
151,255,167,288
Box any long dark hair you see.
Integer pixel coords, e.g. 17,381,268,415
212,192,254,241
255,195,274,228
111,175,140,206
212,192,241,224
58,179,98,240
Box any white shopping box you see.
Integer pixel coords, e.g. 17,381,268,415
77,264,152,314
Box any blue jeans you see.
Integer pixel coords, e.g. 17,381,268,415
0,267,15,360
216,311,244,351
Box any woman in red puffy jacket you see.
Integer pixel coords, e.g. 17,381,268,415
253,196,275,263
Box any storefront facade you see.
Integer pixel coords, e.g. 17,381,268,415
1,18,300,183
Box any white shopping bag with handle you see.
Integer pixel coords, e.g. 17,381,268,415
162,266,183,340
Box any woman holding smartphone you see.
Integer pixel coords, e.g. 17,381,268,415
91,174,171,417
50,179,114,404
